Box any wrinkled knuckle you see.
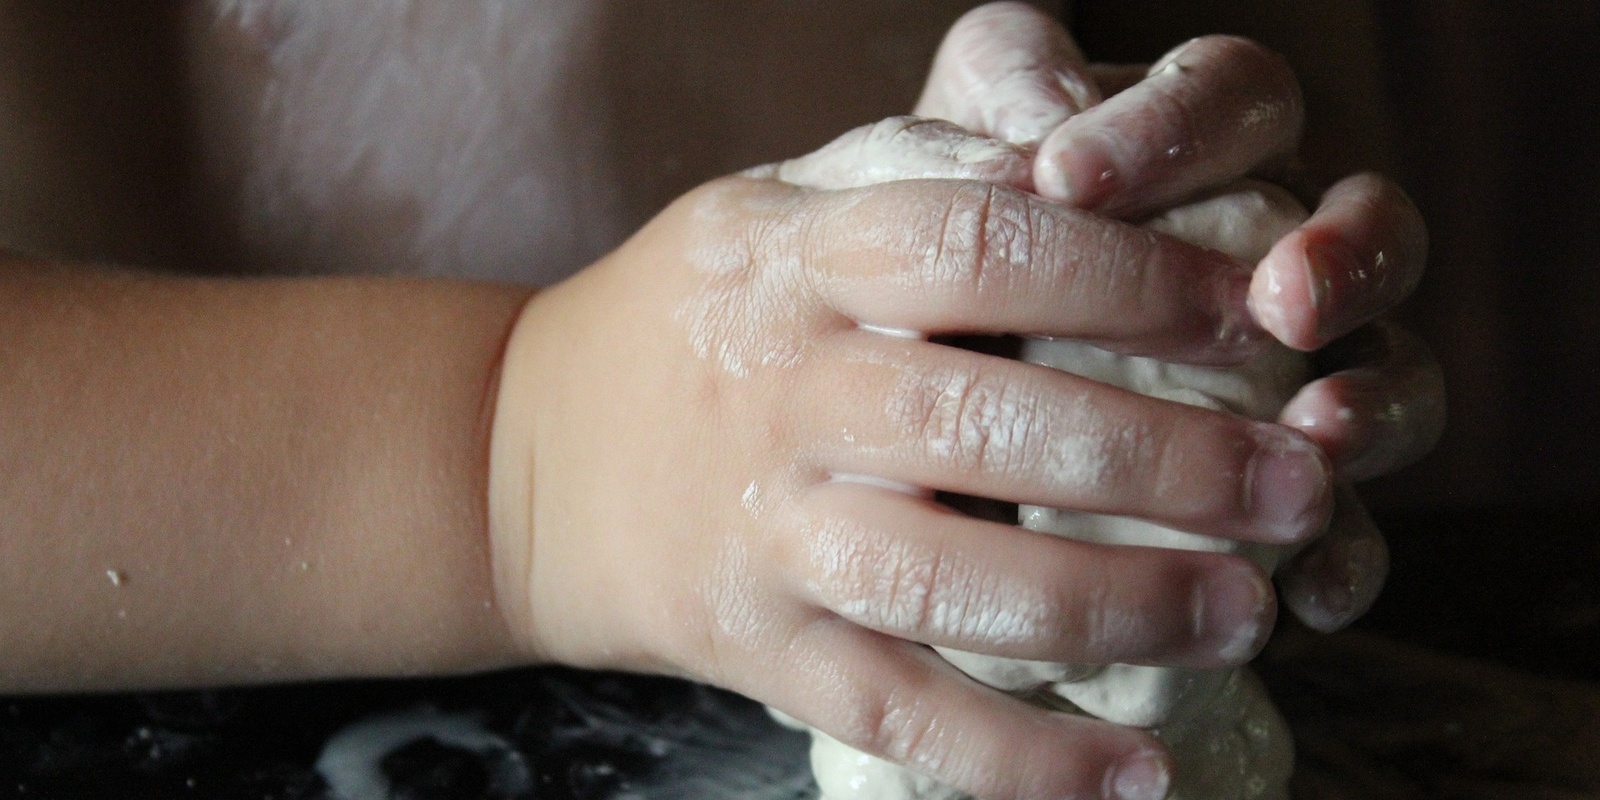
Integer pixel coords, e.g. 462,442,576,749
845,685,941,768
805,517,932,635
898,365,1039,479
927,183,1034,303
883,550,944,637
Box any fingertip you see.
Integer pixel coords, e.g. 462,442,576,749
1106,746,1174,800
1279,375,1373,470
1249,229,1322,351
1258,174,1430,351
1197,558,1278,666
918,1,1101,146
1282,496,1388,632
1034,126,1122,209
1246,422,1335,544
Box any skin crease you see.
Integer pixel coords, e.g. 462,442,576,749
0,2,1447,799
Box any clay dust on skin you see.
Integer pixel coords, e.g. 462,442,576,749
884,363,1122,495
916,2,1103,145
802,515,1049,649
676,189,820,379
691,118,1036,381
802,184,1312,800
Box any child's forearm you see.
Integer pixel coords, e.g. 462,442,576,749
0,255,535,691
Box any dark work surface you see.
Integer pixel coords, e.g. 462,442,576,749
0,668,814,800
3,501,1596,799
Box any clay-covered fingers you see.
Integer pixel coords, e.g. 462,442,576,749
1278,486,1389,632
1280,322,1445,481
790,330,1333,544
758,617,1173,800
793,178,1267,364
914,1,1100,146
785,481,1276,667
1251,173,1429,352
1034,35,1305,218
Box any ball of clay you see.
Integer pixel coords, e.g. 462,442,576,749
794,181,1313,800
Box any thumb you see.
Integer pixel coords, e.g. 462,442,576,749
914,2,1101,147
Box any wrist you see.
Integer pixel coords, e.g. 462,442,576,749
487,288,552,662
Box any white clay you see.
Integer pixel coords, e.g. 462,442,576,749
800,180,1311,800
315,708,531,800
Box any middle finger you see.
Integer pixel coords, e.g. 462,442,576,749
790,328,1334,544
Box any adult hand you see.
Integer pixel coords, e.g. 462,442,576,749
914,1,1446,632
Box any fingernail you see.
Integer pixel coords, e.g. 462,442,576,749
1106,748,1171,800
1246,425,1333,541
1198,564,1275,664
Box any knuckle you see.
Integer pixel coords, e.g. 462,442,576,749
804,505,1035,647
842,682,945,769
926,183,1034,301
896,363,1042,479
808,516,944,638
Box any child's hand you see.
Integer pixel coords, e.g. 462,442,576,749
489,116,1336,799
917,1,1445,634
487,7,1444,799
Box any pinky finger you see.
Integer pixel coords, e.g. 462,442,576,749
762,617,1173,800
1278,486,1388,633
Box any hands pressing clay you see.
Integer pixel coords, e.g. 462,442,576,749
768,6,1439,799
490,5,1443,799
800,179,1312,800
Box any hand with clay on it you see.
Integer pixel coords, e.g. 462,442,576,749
915,1,1446,633
489,121,1328,800
486,9,1443,800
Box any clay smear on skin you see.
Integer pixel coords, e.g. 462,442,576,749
884,363,1127,495
681,119,1034,379
803,516,1049,648
677,191,821,378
